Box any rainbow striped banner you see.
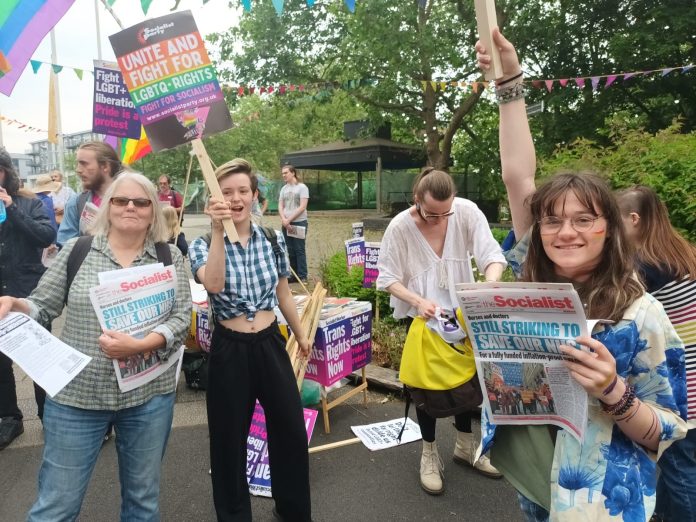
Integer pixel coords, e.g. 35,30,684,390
0,0,76,95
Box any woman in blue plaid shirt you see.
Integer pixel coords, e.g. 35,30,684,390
188,158,312,522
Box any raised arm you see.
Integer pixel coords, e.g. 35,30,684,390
477,28,536,240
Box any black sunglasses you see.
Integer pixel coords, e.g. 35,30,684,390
110,197,152,208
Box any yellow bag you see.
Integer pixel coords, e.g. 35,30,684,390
399,310,476,390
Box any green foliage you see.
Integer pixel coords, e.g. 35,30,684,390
539,121,696,241
371,320,408,371
319,250,394,320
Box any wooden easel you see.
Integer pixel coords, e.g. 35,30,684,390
320,366,368,434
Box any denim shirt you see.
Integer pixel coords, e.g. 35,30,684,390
483,231,689,521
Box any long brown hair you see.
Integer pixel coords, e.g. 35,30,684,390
523,172,643,322
616,186,696,280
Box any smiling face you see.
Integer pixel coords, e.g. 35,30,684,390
108,178,154,237
220,172,257,225
540,191,608,282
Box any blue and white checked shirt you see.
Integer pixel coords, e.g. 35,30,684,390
188,224,290,321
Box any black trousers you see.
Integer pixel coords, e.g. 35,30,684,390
416,407,473,443
0,352,46,420
207,321,311,522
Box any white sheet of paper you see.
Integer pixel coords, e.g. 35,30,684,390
0,312,91,397
286,225,306,239
351,417,422,451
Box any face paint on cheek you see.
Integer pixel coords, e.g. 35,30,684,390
591,228,606,238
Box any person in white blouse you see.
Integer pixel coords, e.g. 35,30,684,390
377,167,507,495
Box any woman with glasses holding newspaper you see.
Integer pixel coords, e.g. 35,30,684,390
376,167,507,495
0,172,191,521
478,29,688,521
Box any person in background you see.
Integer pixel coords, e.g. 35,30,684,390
617,185,696,522
49,169,76,225
376,166,507,495
157,175,184,212
57,141,121,245
189,158,312,521
32,175,59,232
0,148,56,449
278,164,309,283
481,27,688,520
251,188,268,225
0,172,191,519
162,205,188,256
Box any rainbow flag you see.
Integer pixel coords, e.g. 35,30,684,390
0,0,76,96
119,128,152,165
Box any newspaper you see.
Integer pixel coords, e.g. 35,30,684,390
286,224,306,239
351,417,422,451
79,201,99,235
0,312,91,397
89,264,181,392
456,282,589,442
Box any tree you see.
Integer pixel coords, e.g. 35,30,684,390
212,0,490,170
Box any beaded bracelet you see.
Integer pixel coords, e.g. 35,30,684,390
601,384,636,416
496,82,527,105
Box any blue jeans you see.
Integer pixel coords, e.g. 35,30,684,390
655,428,696,521
28,393,175,522
517,492,550,522
283,220,308,280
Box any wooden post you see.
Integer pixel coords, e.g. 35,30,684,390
375,157,382,213
474,0,503,81
190,138,239,242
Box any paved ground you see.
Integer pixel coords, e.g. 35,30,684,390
0,212,524,521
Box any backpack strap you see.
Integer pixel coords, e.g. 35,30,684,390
259,225,283,270
65,235,94,303
154,242,173,266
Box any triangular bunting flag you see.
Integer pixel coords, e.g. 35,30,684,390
418,0,427,7
289,84,296,91
279,85,286,94
268,85,274,94
439,82,446,91
622,72,636,81
662,68,675,76
420,81,427,91
249,86,255,94
472,82,479,93
259,86,266,94
140,0,153,14
429,81,437,91
604,75,617,88
306,0,315,6
545,80,554,92
344,0,355,13
271,0,283,15
242,0,252,11
590,76,600,90
237,86,245,96
74,68,83,80
450,81,458,87
482,81,489,88
459,81,467,88
299,84,305,91
575,78,586,88
682,65,694,74
559,79,568,87
52,64,63,74
30,60,42,74
531,80,543,89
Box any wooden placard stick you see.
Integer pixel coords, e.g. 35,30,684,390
190,138,239,243
474,0,503,81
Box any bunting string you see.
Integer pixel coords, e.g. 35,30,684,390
0,114,47,133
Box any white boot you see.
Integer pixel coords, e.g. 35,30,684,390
420,441,444,494
453,431,502,479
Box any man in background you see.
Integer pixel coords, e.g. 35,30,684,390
57,142,121,245
49,170,75,225
157,175,184,216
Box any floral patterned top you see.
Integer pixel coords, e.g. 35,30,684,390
483,231,689,521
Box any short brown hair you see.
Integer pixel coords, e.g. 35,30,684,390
412,167,456,202
215,158,258,192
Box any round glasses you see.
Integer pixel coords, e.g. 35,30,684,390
110,197,152,208
538,214,604,233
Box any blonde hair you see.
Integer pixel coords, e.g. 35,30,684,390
215,158,258,192
90,172,168,243
162,205,180,239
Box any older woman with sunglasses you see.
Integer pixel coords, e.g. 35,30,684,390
377,167,507,494
0,172,191,521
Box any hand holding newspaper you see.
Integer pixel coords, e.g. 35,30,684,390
456,282,590,442
286,224,306,239
90,264,181,392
